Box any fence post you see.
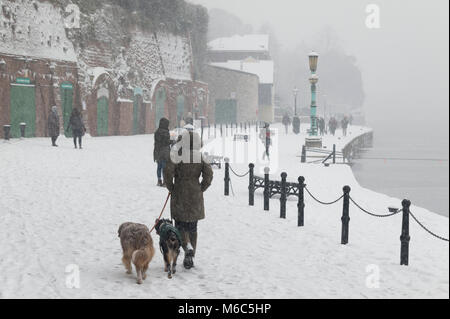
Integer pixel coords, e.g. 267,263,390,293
248,163,255,206
3,125,11,140
20,123,26,138
301,145,307,163
341,186,351,245
298,177,306,227
224,158,230,196
264,167,270,211
333,144,336,164
400,199,411,266
280,173,287,219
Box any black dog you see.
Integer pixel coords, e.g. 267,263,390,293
155,219,182,279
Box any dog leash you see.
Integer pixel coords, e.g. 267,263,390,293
150,192,172,233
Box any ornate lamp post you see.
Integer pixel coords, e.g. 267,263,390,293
293,87,301,134
305,52,322,147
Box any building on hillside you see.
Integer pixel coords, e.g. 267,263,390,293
0,0,209,138
203,64,259,124
207,34,275,123
0,0,80,138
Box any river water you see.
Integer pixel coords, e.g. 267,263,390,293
352,129,449,217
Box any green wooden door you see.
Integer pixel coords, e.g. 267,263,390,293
177,95,185,127
155,88,166,129
97,96,109,136
10,84,36,138
61,82,74,137
215,99,237,124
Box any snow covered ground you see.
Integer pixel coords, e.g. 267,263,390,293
0,125,448,299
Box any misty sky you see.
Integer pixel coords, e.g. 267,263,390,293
190,0,449,142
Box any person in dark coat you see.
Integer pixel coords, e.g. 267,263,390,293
67,108,86,149
154,118,171,187
318,117,326,136
282,114,291,135
341,117,350,137
164,131,213,269
48,105,60,147
329,117,338,136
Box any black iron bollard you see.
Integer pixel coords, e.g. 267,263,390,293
20,123,26,138
298,177,306,227
400,199,411,266
220,124,223,137
248,163,255,206
3,125,11,140
280,173,287,219
224,158,230,196
341,186,351,245
264,167,270,211
301,145,307,163
333,144,337,164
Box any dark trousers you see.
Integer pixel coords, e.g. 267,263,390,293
51,136,58,146
73,135,82,148
175,221,198,255
157,160,167,180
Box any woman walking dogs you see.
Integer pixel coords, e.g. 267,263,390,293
164,130,213,270
48,105,60,147
68,108,86,149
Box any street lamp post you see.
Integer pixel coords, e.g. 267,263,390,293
293,88,300,134
305,51,322,147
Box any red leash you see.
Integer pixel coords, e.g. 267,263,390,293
150,192,172,233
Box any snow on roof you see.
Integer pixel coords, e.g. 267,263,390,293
208,34,269,52
0,0,77,62
210,59,274,84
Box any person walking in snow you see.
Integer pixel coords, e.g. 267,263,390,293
154,118,172,187
67,108,86,149
329,117,338,136
318,117,326,136
282,113,291,135
164,130,213,270
341,116,350,137
48,105,60,147
260,122,272,160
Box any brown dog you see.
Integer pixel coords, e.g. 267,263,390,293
118,222,155,284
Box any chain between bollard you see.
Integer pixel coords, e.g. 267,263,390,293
409,211,449,242
350,197,403,218
304,186,344,205
229,165,250,178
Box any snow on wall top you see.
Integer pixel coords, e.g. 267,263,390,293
0,0,77,62
208,34,269,52
210,59,274,84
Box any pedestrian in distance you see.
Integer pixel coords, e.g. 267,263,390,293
67,108,86,149
319,117,326,136
282,113,291,135
341,116,350,137
154,118,172,187
260,122,272,160
329,117,338,136
48,105,60,147
164,130,214,270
